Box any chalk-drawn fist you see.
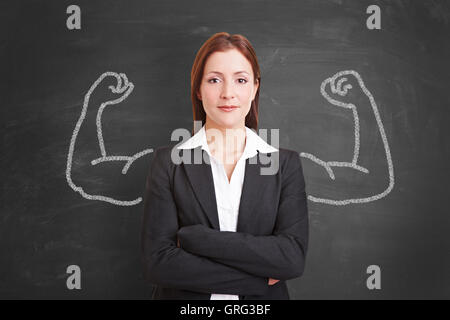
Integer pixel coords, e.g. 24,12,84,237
103,72,134,105
320,70,368,109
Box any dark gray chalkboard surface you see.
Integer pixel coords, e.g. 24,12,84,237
2,0,449,299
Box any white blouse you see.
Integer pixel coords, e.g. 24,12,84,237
177,125,278,300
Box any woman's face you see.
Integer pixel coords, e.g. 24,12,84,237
197,48,259,129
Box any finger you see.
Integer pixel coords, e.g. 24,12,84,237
335,77,352,96
268,278,280,285
321,73,354,109
320,77,344,107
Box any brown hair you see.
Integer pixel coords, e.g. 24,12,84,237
190,32,261,135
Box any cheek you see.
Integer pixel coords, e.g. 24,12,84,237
201,86,219,103
237,86,254,101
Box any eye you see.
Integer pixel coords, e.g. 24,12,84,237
208,78,220,83
238,78,248,84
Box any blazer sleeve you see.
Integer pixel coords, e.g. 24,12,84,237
177,151,309,281
141,147,269,296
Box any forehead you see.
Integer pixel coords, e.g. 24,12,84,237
204,49,253,75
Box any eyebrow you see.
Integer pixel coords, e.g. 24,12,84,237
206,71,250,76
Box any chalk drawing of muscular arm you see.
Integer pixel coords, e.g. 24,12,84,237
66,72,153,206
300,70,394,205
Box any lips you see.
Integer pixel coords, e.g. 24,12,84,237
218,105,239,112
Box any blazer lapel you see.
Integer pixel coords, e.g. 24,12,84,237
237,153,270,233
182,149,270,233
181,148,220,230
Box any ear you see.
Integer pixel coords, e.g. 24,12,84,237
196,90,202,100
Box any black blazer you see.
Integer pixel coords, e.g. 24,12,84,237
141,143,309,300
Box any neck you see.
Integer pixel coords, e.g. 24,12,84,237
204,120,246,163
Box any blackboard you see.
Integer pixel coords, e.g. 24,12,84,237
2,0,449,299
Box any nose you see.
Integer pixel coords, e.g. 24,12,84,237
220,81,235,100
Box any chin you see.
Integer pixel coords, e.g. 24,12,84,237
206,109,247,128
217,119,244,129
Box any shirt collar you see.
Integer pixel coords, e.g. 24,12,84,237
176,125,278,160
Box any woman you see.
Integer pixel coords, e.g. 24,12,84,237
141,32,308,300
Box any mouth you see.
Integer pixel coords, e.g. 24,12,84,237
218,105,239,112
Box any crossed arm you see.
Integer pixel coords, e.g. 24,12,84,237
141,148,308,295
177,152,309,280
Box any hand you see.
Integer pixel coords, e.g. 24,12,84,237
321,70,365,108
268,278,280,286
